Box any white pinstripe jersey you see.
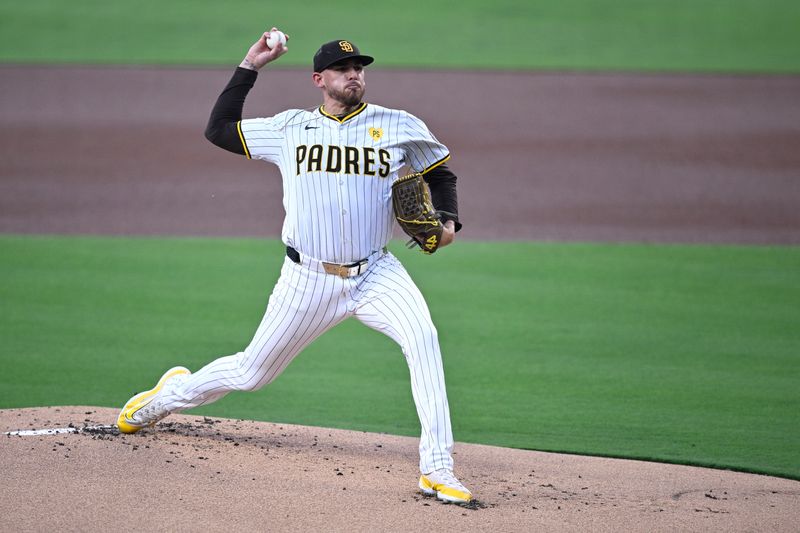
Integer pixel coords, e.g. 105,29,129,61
239,103,450,264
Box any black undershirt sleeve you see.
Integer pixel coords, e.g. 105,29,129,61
423,164,462,232
204,67,259,155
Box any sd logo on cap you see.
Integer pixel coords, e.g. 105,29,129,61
313,39,374,72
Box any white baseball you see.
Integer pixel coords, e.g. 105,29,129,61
266,30,286,49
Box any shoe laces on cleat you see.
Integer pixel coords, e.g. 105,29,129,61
132,373,189,425
133,398,169,425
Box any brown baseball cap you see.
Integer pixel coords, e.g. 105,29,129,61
313,40,374,72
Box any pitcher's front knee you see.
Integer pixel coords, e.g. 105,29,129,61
231,346,293,392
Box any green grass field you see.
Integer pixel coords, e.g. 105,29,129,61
1,0,799,72
1,236,798,479
2,0,799,483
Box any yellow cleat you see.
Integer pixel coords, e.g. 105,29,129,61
116,366,191,434
419,469,473,503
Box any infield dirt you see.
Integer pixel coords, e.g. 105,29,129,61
1,66,799,531
2,407,799,532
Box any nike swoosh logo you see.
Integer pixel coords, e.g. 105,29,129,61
305,124,319,130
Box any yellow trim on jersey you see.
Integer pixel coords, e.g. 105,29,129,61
421,154,451,174
237,121,251,159
319,102,368,124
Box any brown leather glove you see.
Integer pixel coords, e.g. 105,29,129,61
391,172,446,254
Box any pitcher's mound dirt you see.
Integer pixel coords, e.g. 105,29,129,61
1,407,798,532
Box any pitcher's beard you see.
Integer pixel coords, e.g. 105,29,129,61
328,85,365,109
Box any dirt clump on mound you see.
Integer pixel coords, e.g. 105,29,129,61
2,406,798,532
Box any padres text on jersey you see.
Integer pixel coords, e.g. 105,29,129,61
295,145,392,177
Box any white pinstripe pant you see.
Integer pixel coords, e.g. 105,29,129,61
164,251,455,473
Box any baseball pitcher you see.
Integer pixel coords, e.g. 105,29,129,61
116,28,470,504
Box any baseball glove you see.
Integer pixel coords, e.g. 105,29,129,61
391,172,448,254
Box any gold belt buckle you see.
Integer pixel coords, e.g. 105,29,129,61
323,259,367,278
